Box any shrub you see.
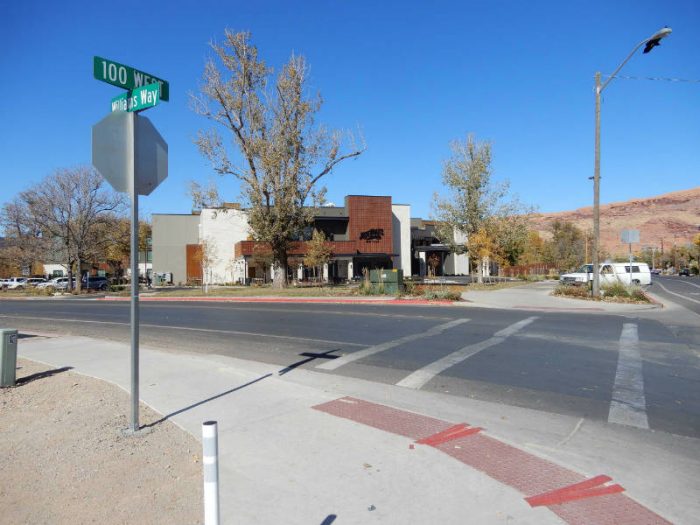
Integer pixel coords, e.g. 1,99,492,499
358,282,373,295
553,284,590,298
601,281,629,298
630,287,650,303
402,280,416,296
27,286,52,296
422,286,462,301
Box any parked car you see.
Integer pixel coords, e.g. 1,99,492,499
679,268,690,277
82,276,109,291
651,268,661,275
36,277,74,291
560,263,651,286
5,277,28,290
26,277,47,287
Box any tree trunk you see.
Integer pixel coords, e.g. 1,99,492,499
67,259,74,292
476,257,484,284
272,247,288,289
75,256,82,293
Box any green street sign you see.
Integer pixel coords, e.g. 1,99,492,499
94,56,169,101
111,83,160,113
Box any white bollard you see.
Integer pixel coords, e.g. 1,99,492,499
202,420,220,525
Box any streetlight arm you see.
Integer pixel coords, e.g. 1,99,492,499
599,27,672,93
599,39,649,93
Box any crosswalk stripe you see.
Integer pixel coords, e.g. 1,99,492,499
316,318,469,371
608,323,649,429
396,316,538,390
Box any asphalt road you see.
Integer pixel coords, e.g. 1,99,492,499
1,298,698,439
651,274,700,315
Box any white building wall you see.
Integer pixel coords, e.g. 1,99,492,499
43,263,69,277
200,208,251,284
391,204,411,273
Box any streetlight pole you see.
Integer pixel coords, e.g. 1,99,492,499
592,27,672,297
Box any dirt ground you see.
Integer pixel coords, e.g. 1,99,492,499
0,358,202,524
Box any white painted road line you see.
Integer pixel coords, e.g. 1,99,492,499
608,323,649,429
316,318,469,371
396,316,538,390
654,281,700,305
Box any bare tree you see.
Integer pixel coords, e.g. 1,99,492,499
191,237,218,293
93,216,150,283
433,135,531,283
191,30,364,287
19,167,126,292
1,197,46,276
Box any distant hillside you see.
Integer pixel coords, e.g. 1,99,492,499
529,187,700,256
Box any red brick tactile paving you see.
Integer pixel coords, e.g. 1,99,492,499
314,397,454,440
551,495,671,525
312,396,671,525
435,433,585,496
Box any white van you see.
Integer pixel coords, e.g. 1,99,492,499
560,263,651,286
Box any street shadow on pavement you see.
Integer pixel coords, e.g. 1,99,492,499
18,333,42,340
278,349,340,376
15,366,73,386
143,372,274,429
143,348,341,429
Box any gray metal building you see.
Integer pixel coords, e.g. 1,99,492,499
152,213,199,284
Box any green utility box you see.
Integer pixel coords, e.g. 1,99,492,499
369,269,404,294
1,328,18,387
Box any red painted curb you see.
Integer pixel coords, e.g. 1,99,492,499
313,397,670,525
525,475,625,507
99,296,456,306
415,423,482,445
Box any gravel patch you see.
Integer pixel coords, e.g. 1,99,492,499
0,358,202,524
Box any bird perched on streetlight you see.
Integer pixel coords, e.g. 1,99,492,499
643,27,672,53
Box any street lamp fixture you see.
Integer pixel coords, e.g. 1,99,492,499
591,26,672,297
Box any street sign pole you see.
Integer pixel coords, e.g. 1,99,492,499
130,191,140,432
128,110,140,432
93,56,169,434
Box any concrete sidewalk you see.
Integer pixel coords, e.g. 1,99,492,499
460,281,662,313
17,334,697,524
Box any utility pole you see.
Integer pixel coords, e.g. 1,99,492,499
590,27,672,297
593,72,601,297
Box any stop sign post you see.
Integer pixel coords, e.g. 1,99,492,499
92,56,169,433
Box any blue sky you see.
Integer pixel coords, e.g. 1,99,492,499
2,1,698,220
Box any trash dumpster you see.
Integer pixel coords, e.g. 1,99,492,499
1,328,18,387
369,269,404,294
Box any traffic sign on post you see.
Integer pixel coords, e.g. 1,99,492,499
112,83,161,113
92,111,168,195
94,56,170,101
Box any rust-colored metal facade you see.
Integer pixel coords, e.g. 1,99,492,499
234,196,395,259
185,244,203,281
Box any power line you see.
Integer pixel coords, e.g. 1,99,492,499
603,74,700,84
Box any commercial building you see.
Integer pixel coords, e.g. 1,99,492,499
410,219,470,277
152,196,413,285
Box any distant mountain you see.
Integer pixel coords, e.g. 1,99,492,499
529,187,700,256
